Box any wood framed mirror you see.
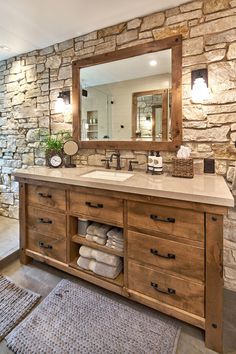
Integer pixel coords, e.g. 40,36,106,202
72,35,182,151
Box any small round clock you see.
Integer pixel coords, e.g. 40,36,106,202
48,153,63,168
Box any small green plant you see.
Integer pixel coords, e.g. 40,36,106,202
42,131,72,153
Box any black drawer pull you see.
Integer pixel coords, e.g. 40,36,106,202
37,218,52,224
150,248,175,259
38,192,52,198
85,202,103,209
39,241,53,249
151,282,176,295
150,214,175,223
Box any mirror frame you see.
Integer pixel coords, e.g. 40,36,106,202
72,35,182,151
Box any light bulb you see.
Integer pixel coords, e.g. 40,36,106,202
149,60,157,67
55,97,65,113
191,77,210,102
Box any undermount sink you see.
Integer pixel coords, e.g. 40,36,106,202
80,170,134,182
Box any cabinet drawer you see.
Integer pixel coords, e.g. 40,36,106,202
127,201,204,242
27,207,66,238
27,230,66,263
127,231,204,282
27,185,66,211
128,261,204,317
69,191,123,226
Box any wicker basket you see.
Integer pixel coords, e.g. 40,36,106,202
172,158,194,178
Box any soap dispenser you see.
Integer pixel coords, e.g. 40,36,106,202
147,151,154,172
153,151,163,173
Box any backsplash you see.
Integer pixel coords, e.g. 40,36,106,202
0,0,236,290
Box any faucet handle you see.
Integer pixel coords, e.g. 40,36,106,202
128,160,138,172
101,159,110,169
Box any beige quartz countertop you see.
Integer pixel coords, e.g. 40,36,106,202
14,166,234,207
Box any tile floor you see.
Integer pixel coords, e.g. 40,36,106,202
0,259,235,354
0,216,19,261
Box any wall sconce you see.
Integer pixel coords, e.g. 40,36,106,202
55,91,71,113
191,69,210,102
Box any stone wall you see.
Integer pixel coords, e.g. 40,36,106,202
0,0,236,289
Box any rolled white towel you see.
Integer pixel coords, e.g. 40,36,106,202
86,222,101,236
96,224,112,238
77,256,90,270
77,256,122,279
90,259,122,279
79,246,121,267
86,234,106,245
87,222,111,238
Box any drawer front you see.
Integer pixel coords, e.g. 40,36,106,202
127,201,204,242
127,231,204,282
28,185,66,211
69,191,123,225
27,207,66,238
27,230,66,263
128,261,204,317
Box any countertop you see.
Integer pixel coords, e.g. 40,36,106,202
13,166,234,208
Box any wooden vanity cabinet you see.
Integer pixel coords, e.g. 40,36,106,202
18,179,226,354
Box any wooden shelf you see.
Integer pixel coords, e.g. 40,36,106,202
69,258,124,287
71,234,124,257
87,130,98,133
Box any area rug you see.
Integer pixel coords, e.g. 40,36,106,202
6,279,180,354
0,274,41,341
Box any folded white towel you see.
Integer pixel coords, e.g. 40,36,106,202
107,237,124,246
107,227,123,240
77,256,122,279
79,246,121,267
86,234,106,245
106,241,124,251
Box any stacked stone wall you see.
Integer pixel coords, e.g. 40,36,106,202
0,0,236,289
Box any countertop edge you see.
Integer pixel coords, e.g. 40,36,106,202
13,170,235,208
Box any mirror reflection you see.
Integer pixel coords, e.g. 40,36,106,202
80,49,172,142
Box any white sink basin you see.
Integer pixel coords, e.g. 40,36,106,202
81,170,134,182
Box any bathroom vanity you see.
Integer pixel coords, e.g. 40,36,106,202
15,166,234,353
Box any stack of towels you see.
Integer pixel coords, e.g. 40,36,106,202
106,228,124,252
85,222,111,245
77,246,122,279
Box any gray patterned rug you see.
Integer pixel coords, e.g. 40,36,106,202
6,279,180,354
0,274,40,341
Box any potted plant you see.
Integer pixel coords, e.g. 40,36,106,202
42,131,71,167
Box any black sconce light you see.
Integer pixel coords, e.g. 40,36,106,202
55,91,71,113
191,68,210,101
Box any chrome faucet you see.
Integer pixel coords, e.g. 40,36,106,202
110,152,121,170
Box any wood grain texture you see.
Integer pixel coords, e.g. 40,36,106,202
27,184,66,211
19,178,227,353
127,230,204,282
127,200,204,241
27,230,67,263
27,207,66,238
19,183,32,264
69,191,124,226
72,35,182,151
128,261,205,317
205,213,223,354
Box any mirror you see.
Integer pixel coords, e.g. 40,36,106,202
72,36,182,151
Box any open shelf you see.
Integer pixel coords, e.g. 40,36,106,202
69,258,124,287
72,234,124,257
